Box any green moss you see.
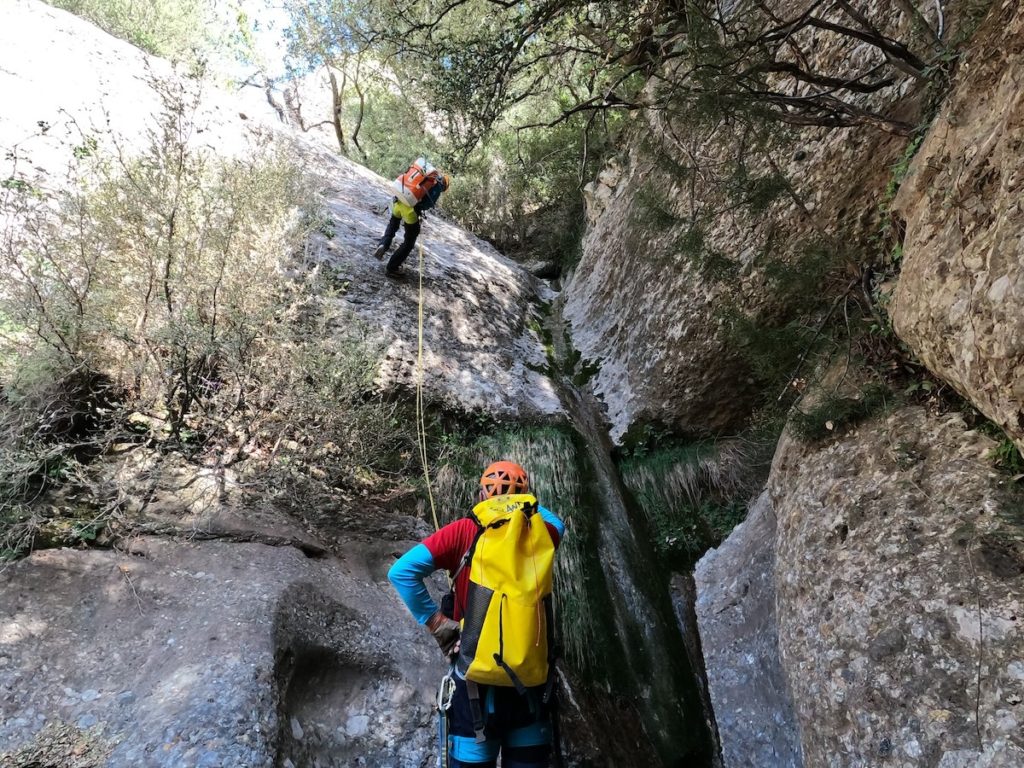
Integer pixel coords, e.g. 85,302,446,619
789,383,890,442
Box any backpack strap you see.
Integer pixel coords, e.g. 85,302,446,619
493,593,528,695
465,679,487,743
442,516,486,619
452,515,486,583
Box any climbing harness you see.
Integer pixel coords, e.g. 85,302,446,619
436,664,456,768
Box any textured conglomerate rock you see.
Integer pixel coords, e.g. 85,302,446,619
770,407,1024,767
891,3,1024,452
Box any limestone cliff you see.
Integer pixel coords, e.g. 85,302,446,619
0,2,561,765
5,1,1024,767
0,0,560,426
562,2,1024,767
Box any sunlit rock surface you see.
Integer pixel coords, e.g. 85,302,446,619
695,492,803,768
0,2,560,764
891,4,1024,453
770,408,1024,767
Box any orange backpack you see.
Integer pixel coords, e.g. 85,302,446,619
393,157,441,207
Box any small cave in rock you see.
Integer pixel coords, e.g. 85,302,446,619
272,583,434,768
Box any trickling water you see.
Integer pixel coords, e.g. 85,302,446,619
427,309,719,765
559,385,714,766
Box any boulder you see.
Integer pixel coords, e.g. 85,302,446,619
0,537,442,767
770,407,1024,766
891,4,1024,451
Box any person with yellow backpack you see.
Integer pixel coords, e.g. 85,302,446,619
374,157,450,277
388,461,566,767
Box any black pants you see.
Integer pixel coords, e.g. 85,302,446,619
447,677,551,766
380,215,421,271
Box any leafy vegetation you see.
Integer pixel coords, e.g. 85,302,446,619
0,73,415,558
988,437,1024,476
621,440,769,568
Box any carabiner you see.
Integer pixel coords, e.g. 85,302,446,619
437,666,456,712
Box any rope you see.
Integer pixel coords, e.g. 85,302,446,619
415,241,442,535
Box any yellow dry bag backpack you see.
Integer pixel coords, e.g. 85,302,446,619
455,493,556,692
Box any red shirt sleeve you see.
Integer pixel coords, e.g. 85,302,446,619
422,518,479,574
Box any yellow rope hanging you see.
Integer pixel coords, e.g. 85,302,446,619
415,242,442,534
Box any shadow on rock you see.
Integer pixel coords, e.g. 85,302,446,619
273,582,434,768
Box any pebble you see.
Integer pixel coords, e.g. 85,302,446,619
347,715,370,737
77,713,98,728
81,689,100,702
291,717,303,740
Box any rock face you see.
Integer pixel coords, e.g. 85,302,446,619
891,3,1024,452
695,492,803,768
0,0,562,425
561,2,920,443
562,145,757,443
770,407,1024,767
0,537,442,767
0,3,562,765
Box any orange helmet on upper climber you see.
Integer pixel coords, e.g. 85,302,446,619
480,461,529,498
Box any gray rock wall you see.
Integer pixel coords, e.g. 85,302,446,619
695,492,803,768
891,3,1024,453
770,408,1024,767
562,1,921,443
0,537,441,767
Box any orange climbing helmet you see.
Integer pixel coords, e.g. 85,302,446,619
480,460,529,498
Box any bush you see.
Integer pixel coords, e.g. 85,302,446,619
1,72,411,553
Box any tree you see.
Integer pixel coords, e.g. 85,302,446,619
364,0,945,143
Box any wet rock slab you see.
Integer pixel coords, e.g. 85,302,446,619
770,407,1024,766
695,492,803,768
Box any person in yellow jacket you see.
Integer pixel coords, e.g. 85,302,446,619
373,168,449,276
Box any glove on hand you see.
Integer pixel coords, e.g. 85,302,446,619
426,610,460,657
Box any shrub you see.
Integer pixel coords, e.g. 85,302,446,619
621,440,768,567
1,72,410,553
789,383,890,442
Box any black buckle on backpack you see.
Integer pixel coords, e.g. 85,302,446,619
440,590,455,619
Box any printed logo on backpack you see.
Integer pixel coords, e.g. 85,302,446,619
455,493,555,691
